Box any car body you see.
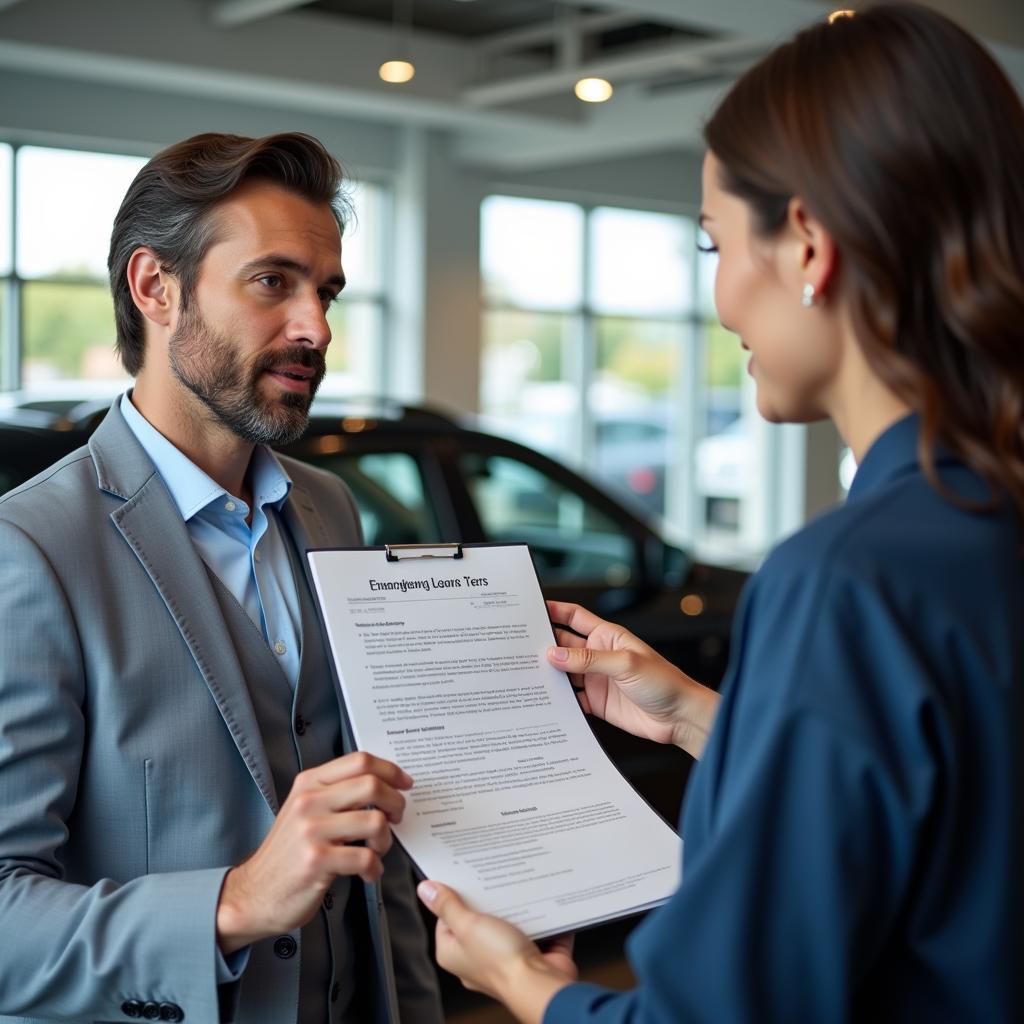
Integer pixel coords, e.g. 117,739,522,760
0,394,748,823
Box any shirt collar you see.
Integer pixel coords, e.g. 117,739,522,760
846,412,972,504
119,391,292,521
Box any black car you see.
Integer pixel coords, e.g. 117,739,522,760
0,395,748,822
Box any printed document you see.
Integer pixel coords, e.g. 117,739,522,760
307,543,682,939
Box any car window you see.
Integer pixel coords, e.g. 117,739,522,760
595,419,665,443
305,452,441,547
459,452,636,586
0,465,20,496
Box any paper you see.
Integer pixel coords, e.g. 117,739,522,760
307,543,682,939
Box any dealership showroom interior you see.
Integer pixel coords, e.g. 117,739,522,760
1,1,1022,1022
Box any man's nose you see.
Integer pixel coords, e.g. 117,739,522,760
286,291,332,350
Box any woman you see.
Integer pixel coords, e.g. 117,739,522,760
418,5,1023,1021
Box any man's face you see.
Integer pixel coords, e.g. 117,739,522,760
169,180,344,446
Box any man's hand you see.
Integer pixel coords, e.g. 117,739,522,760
417,881,576,1024
216,752,412,953
546,600,720,760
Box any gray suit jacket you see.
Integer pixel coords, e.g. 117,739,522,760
0,403,441,1023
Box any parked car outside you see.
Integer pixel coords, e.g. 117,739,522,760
593,413,669,514
695,415,752,529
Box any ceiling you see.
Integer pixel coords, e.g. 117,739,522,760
0,0,1022,172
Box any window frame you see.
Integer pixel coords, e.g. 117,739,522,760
479,190,782,564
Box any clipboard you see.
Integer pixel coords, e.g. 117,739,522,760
305,541,682,940
384,542,463,562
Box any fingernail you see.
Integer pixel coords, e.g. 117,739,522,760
402,771,414,787
418,881,437,904
549,646,569,663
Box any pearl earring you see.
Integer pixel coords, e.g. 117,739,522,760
801,283,816,308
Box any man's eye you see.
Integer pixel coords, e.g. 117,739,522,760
319,289,340,307
257,274,284,288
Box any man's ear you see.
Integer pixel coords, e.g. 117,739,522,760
786,196,838,301
126,247,177,328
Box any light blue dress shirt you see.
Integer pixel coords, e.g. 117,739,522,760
120,393,302,687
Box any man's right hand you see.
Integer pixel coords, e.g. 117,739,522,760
545,600,720,761
215,751,412,954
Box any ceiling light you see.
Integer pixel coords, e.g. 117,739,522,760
574,77,613,103
380,0,415,85
379,59,415,83
828,9,856,22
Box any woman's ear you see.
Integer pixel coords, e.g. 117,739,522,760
786,196,837,304
126,247,177,328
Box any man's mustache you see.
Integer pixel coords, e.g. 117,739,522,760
257,348,327,379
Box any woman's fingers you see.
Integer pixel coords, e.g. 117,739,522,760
546,644,638,681
545,600,606,637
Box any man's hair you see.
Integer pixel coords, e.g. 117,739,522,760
108,132,350,375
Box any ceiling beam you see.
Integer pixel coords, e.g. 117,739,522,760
463,36,766,107
477,11,638,54
457,80,728,170
589,0,819,38
210,0,315,28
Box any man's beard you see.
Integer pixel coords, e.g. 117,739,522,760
168,305,326,446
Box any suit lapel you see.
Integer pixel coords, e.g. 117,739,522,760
282,480,359,754
282,479,331,667
89,403,280,814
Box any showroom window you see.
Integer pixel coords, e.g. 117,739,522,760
480,193,776,562
0,141,388,396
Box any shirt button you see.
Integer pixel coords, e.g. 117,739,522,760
224,500,236,512
274,641,287,656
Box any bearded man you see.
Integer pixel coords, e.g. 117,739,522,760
0,132,442,1024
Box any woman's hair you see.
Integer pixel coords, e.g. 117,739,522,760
108,132,351,375
704,3,1024,518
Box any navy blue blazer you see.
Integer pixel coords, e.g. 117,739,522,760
548,415,1021,1022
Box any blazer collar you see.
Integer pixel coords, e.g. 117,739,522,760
89,399,281,813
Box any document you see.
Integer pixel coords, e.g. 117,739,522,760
307,543,683,939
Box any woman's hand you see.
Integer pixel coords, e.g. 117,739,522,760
418,881,576,1024
546,600,720,760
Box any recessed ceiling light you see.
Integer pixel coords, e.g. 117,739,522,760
574,77,613,103
379,59,416,83
828,9,855,22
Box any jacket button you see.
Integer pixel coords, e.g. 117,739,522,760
331,981,341,1003
273,935,298,959
159,1004,184,1022
323,890,334,910
142,1003,161,1020
295,714,306,735
121,1002,143,1019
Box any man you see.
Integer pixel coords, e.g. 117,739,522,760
0,132,443,1024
